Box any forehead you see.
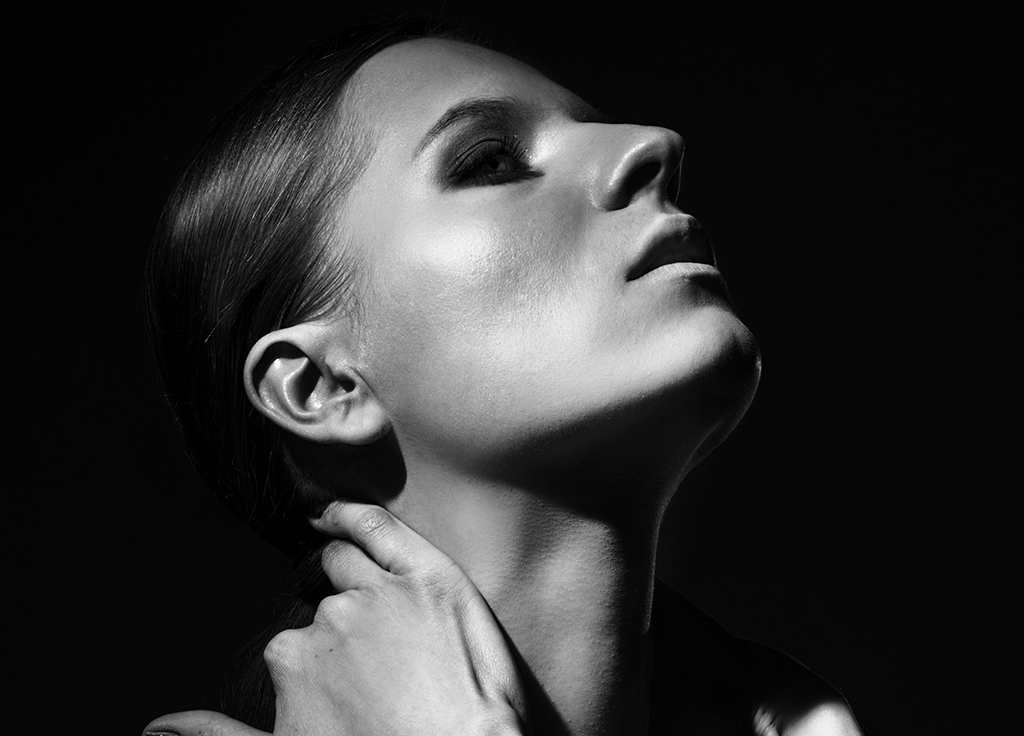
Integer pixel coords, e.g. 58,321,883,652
345,38,588,146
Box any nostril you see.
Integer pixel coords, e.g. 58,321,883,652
596,127,684,211
623,160,662,204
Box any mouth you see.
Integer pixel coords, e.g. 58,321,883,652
626,215,716,281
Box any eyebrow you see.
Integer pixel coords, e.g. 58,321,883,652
413,93,609,159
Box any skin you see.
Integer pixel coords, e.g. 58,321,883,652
249,38,761,735
147,38,863,736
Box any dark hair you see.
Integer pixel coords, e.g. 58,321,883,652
145,16,465,559
145,16,479,726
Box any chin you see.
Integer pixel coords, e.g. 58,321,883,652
680,314,761,467
557,312,761,494
628,307,760,464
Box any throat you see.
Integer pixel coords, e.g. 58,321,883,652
385,461,672,735
454,509,659,735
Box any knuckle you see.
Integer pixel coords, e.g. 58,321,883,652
320,539,350,569
354,506,393,540
314,594,351,630
263,629,304,674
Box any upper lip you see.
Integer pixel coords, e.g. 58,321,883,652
626,214,716,281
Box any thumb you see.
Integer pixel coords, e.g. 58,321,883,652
142,709,270,736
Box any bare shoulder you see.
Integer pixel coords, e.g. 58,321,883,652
755,701,862,735
739,627,862,735
651,578,864,735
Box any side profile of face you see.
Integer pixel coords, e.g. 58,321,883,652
311,38,760,486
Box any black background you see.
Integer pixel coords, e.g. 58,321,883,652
36,1,1013,734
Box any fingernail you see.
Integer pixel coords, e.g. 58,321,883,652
311,500,341,525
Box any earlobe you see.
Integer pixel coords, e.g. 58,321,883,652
244,325,390,445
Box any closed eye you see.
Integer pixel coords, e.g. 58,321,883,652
449,134,543,186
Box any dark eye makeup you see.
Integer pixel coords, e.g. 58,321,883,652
448,133,542,186
431,105,544,189
423,93,604,190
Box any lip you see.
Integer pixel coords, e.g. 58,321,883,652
626,215,716,281
636,261,722,284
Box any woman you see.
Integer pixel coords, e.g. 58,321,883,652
143,17,861,736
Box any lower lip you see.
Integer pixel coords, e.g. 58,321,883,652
639,262,722,283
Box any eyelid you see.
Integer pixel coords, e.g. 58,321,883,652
435,121,538,186
415,95,533,160
450,134,523,171
448,135,540,188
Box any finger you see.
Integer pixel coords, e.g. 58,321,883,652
321,538,388,591
310,501,441,575
459,589,523,700
142,709,269,736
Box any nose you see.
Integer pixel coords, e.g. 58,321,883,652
592,125,684,211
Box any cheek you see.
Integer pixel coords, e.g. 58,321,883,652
355,188,601,438
347,175,757,466
367,190,587,361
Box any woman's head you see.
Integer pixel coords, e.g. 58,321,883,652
147,20,760,554
145,18,454,554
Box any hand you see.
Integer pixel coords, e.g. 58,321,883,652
143,501,528,736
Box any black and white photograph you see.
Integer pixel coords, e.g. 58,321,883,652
35,2,1011,734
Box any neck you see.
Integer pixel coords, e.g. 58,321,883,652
387,465,670,736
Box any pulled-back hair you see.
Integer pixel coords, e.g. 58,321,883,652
145,17,460,559
145,18,493,725
145,17,477,725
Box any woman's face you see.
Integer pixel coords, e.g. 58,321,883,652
336,38,759,476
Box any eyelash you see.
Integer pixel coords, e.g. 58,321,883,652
451,134,541,186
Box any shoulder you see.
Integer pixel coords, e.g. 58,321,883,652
651,578,863,736
755,701,863,735
743,636,863,736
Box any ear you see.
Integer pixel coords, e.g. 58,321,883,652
244,324,390,445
